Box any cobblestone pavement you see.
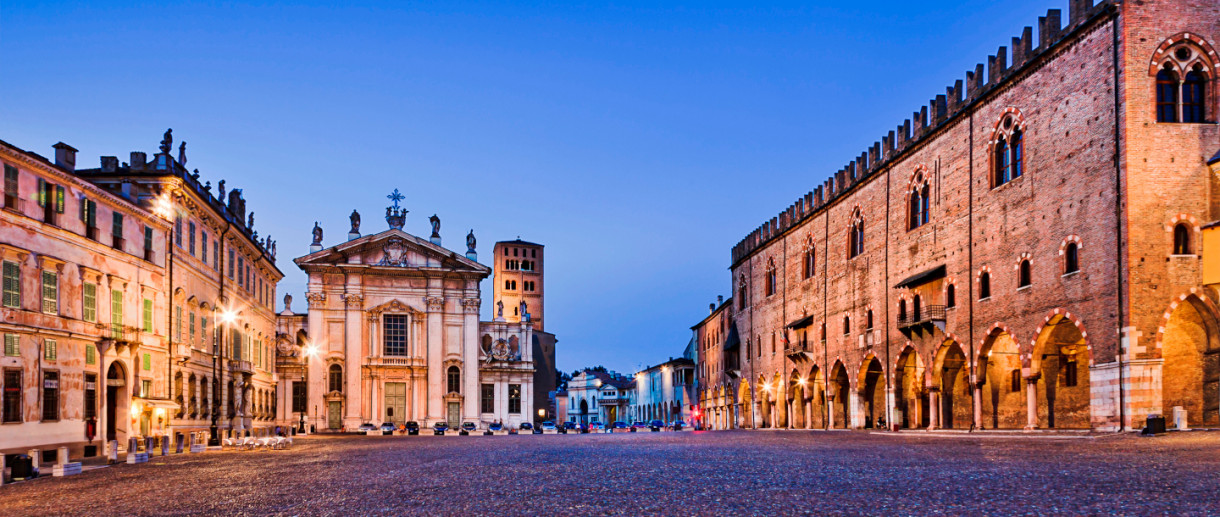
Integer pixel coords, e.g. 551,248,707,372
3,430,1219,516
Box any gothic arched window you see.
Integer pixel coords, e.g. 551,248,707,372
908,171,930,230
802,242,816,279
765,259,777,297
979,272,992,300
1157,67,1180,122
1183,66,1208,123
848,209,864,258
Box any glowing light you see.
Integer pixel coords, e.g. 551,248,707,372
152,193,174,221
303,342,320,358
130,402,142,417
798,377,807,385
218,308,238,325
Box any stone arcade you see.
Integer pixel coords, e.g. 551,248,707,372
276,192,536,430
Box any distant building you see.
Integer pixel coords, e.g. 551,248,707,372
566,370,633,424
492,239,557,422
627,350,696,425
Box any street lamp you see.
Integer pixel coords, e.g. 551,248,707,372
152,192,176,445
298,342,318,433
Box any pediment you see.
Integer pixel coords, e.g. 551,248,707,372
366,298,424,316
294,229,490,275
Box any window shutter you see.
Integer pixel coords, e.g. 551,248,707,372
79,196,87,221
36,178,46,206
55,185,65,213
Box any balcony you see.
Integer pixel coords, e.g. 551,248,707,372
229,360,254,374
784,341,817,363
897,305,947,338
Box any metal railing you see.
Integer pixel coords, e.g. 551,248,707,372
897,305,947,327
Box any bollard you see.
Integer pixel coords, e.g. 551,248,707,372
1173,406,1189,431
176,433,185,454
58,446,69,466
28,449,39,472
108,440,119,463
145,436,154,453
0,454,6,486
161,437,169,456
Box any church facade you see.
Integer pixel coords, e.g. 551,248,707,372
275,193,536,430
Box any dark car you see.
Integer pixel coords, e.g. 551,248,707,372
631,421,647,429
563,421,578,430
519,422,533,431
649,419,665,431
461,422,477,435
670,420,685,431
433,422,449,435
612,421,628,432
488,422,504,432
405,421,420,435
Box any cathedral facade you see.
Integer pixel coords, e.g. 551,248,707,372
276,193,536,430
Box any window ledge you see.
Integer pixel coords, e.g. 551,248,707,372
1017,285,1032,292
979,296,991,302
1061,270,1080,279
1169,254,1198,258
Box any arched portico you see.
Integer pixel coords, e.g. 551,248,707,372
894,347,927,429
829,361,850,429
1031,313,1091,429
1159,294,1220,426
787,369,804,429
858,355,885,428
978,328,1026,429
933,341,971,429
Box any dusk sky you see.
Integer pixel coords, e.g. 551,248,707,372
1,0,1068,374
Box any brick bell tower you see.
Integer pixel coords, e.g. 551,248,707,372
492,239,544,330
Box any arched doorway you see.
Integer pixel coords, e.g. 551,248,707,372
934,341,971,429
737,381,752,428
1161,295,1220,426
829,362,850,429
806,366,826,429
105,361,128,442
1032,315,1090,428
788,369,804,429
979,329,1025,429
858,356,885,428
579,398,589,424
757,376,772,428
895,347,927,429
772,372,786,428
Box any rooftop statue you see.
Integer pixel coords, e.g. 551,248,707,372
159,128,172,155
312,222,323,245
179,142,188,167
350,209,361,233
430,214,441,239
466,229,476,253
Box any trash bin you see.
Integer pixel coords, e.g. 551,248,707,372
1143,414,1167,435
10,454,34,480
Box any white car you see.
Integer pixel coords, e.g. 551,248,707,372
540,421,557,431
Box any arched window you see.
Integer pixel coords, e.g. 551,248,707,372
1157,67,1180,122
979,272,991,300
802,244,816,279
1018,260,1032,288
765,259,777,297
945,284,956,308
1183,66,1208,123
1010,129,1024,179
819,323,827,342
1064,243,1079,274
1174,223,1192,254
898,299,907,322
849,210,864,258
842,315,851,335
737,276,747,310
866,310,874,330
912,295,921,321
447,366,460,394
994,135,1010,186
908,173,930,230
328,364,343,393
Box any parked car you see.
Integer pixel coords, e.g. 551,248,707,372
488,422,504,432
379,422,396,434
519,422,534,431
670,420,686,431
540,421,557,432
562,421,578,430
405,421,420,435
589,421,604,431
461,422,477,433
612,421,628,432
433,422,449,435
649,419,665,431
357,423,377,432
631,421,647,430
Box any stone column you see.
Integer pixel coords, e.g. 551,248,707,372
927,388,940,431
425,296,445,423
885,385,896,431
849,390,863,429
827,395,836,429
305,291,327,431
461,299,481,422
1025,376,1039,430
343,294,364,428
972,380,984,430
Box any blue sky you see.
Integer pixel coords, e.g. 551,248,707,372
1,0,1068,374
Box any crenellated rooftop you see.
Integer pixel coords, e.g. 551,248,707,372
731,0,1113,268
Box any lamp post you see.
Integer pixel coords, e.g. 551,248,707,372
298,342,318,433
152,193,176,441
210,308,237,445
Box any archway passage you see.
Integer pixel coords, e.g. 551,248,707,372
859,357,885,428
830,363,850,429
1161,296,1220,426
806,367,826,429
936,342,971,429
772,373,786,428
788,369,804,429
738,381,752,428
106,361,128,442
895,348,928,429
1033,316,1091,429
980,331,1026,429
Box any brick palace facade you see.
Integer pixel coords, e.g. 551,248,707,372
695,0,1220,432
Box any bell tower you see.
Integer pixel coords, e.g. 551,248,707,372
492,239,544,330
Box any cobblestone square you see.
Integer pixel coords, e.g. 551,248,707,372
2,431,1219,515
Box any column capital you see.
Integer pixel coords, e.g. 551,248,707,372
424,297,445,312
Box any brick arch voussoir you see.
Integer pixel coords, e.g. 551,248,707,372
1153,288,1220,354
1028,308,1091,372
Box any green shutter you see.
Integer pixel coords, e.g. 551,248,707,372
143,353,151,371
86,344,96,365
83,282,97,322
4,334,18,356
44,339,56,361
110,289,123,339
2,261,19,309
41,270,57,314
143,298,153,333
36,178,45,206
55,185,64,214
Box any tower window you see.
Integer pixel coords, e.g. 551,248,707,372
979,272,991,300
1174,224,1192,255
1157,67,1180,122
945,284,956,308
1064,243,1079,274
1018,260,1031,288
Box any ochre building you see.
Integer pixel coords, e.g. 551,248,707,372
697,0,1220,432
